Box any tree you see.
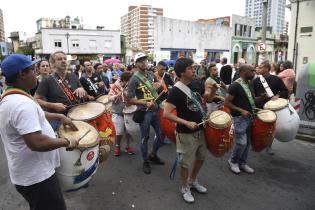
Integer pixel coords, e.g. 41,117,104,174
16,45,34,57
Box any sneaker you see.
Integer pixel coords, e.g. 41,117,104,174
180,186,194,203
114,147,121,156
162,138,172,145
266,146,275,155
148,154,165,165
240,164,255,174
188,179,207,193
228,159,240,174
125,146,135,155
143,161,151,174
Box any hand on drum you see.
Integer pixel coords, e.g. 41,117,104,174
53,103,67,112
87,95,96,101
240,110,251,118
60,115,79,131
185,121,199,130
73,87,87,98
271,95,279,100
64,137,79,150
146,101,155,109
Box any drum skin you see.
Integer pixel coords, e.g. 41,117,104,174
251,117,276,152
204,111,234,157
204,124,234,157
159,108,177,144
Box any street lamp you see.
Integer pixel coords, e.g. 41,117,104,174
65,32,70,55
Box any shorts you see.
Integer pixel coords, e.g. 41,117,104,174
112,113,126,135
176,130,207,168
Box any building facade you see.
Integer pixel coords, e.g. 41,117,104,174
0,9,5,42
245,0,286,35
35,28,121,61
153,16,231,63
120,5,163,53
231,14,257,65
288,0,315,73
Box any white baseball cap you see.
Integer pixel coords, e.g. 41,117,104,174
134,53,148,63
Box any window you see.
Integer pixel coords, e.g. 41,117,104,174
104,40,112,48
234,24,238,36
71,40,80,48
54,40,62,48
89,40,96,48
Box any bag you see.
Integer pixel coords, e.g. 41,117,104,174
132,109,146,123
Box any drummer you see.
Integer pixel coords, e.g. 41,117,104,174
79,61,105,100
126,52,164,175
34,51,87,130
225,64,256,175
163,58,218,203
108,71,135,156
205,62,228,113
0,54,79,210
154,61,174,145
253,60,288,155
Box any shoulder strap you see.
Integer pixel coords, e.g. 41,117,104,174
134,71,158,98
52,73,78,105
259,75,274,97
0,87,33,102
235,78,256,110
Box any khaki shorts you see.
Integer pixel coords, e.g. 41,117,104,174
176,130,207,168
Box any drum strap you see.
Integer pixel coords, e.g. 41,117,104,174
259,75,274,98
86,77,99,95
0,87,33,101
235,78,256,110
174,81,206,119
52,73,78,105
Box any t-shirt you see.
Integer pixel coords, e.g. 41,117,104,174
252,74,289,108
36,72,82,111
166,80,205,133
0,94,59,186
80,73,104,97
127,70,159,111
228,82,254,117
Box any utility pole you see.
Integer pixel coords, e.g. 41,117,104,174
65,32,70,55
258,0,268,64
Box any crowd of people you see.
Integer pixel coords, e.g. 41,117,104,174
0,51,296,208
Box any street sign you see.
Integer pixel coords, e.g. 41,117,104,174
257,42,267,53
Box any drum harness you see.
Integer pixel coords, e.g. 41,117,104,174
169,82,207,180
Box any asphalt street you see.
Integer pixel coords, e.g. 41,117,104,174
1,134,315,210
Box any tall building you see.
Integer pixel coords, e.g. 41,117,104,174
0,9,5,42
120,5,163,53
245,0,286,35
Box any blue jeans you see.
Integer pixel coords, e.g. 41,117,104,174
230,116,253,165
139,111,162,161
49,120,61,131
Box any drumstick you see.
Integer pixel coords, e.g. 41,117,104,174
145,90,166,111
77,130,91,142
197,112,226,126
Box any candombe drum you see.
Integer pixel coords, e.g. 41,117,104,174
264,98,300,142
96,95,113,114
251,110,277,152
204,110,234,157
67,102,116,146
159,100,176,144
57,121,99,191
123,105,140,134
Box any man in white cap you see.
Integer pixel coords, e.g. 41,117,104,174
0,54,79,210
126,52,164,174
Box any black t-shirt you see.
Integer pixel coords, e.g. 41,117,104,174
252,74,289,108
220,65,233,85
166,80,205,133
159,73,174,102
36,72,81,110
228,82,254,117
80,73,104,97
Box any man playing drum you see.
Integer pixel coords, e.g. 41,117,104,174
253,61,288,155
225,64,256,175
126,52,164,175
0,54,79,210
163,58,218,203
109,71,135,156
34,51,87,130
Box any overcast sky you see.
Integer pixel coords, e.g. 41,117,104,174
1,0,291,38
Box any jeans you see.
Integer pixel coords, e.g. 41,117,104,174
139,111,162,161
230,116,253,165
49,120,61,131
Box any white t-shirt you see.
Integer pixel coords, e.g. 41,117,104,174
0,94,60,186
